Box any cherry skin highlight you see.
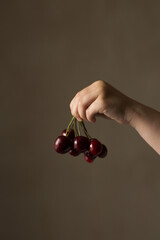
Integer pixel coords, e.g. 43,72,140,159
98,144,108,158
54,136,72,154
89,139,103,156
74,136,89,153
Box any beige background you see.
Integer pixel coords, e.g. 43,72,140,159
1,0,160,240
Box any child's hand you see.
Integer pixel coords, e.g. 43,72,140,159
70,80,133,125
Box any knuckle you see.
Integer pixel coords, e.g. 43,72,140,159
95,80,105,87
94,80,106,94
76,91,81,98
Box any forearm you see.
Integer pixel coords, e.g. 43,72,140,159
128,100,160,155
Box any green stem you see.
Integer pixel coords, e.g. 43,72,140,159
66,116,75,136
77,121,81,136
75,118,79,136
74,118,78,137
80,121,92,139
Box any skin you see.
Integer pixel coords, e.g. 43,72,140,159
70,80,160,155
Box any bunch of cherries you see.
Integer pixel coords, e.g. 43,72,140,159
54,116,108,163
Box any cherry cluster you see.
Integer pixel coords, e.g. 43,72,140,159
54,116,108,163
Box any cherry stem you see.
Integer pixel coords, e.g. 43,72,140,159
77,121,81,136
74,117,78,137
80,121,92,139
66,116,91,139
66,116,75,136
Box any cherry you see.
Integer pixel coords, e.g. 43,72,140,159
74,136,89,153
61,128,75,140
98,144,108,158
69,148,80,156
84,151,96,163
54,136,72,154
54,116,108,163
89,138,103,156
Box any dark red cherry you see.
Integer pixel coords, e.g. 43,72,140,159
74,136,89,153
69,148,80,156
89,139,103,156
84,151,96,163
98,144,108,158
54,136,72,154
61,128,75,140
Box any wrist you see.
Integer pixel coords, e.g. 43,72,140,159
124,98,141,128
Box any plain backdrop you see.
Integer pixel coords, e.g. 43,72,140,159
0,1,160,240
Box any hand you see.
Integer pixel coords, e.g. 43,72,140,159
70,80,133,125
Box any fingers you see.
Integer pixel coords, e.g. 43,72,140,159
70,94,104,123
70,101,81,121
70,94,81,121
86,97,103,123
70,90,97,122
69,81,107,122
78,99,87,121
